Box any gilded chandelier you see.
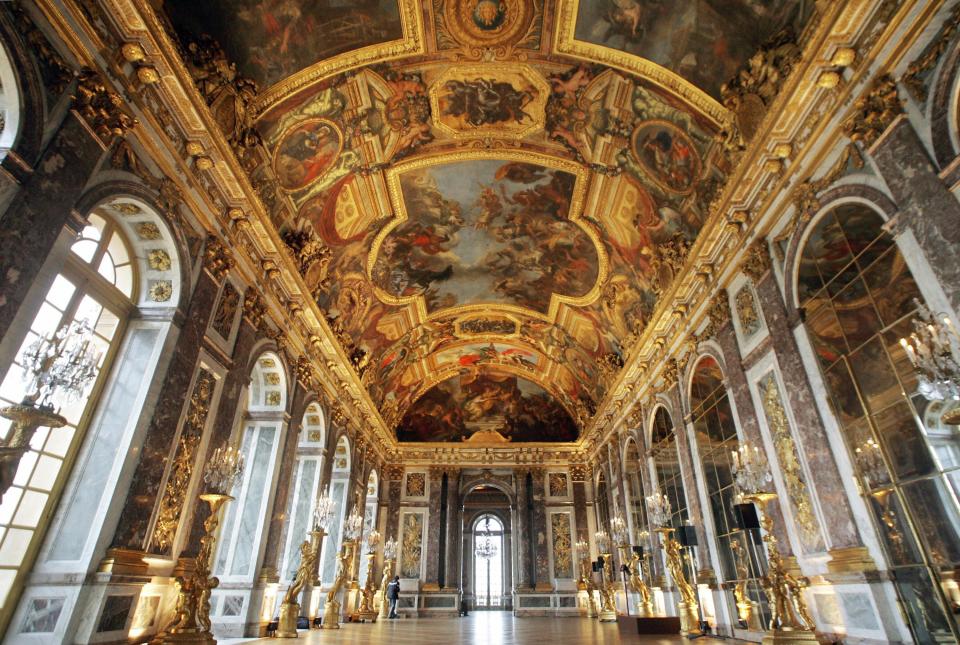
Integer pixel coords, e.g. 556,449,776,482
731,443,773,495
900,300,960,408
20,319,102,408
645,493,672,528
313,488,335,531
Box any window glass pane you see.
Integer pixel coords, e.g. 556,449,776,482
0,529,32,566
12,491,47,528
31,302,64,340
96,252,116,285
847,338,900,415
106,232,130,266
29,455,61,492
114,265,133,298
70,239,98,263
45,276,75,312
74,296,103,327
87,213,106,235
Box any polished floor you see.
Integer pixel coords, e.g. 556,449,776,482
225,613,740,644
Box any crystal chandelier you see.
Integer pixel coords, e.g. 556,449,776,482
20,319,102,408
899,300,960,404
366,529,381,551
383,536,399,560
203,443,245,496
312,488,335,531
594,530,611,554
610,515,629,546
731,442,773,496
344,508,364,540
575,538,589,557
645,493,672,528
475,517,497,560
854,437,888,488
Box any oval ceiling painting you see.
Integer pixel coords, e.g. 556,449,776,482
630,120,701,195
396,370,579,442
273,118,343,192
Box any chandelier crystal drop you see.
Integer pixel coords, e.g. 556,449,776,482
900,300,960,402
610,515,629,546
731,442,773,496
645,493,672,528
594,530,611,554
383,536,399,560
203,443,244,495
366,529,381,551
344,508,364,540
20,319,102,408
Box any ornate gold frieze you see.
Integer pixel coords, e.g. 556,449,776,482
242,287,266,328
702,290,731,339
211,282,239,338
757,373,824,553
405,472,426,497
399,512,424,578
735,284,761,338
151,369,216,554
843,74,903,146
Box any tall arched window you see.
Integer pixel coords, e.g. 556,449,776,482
321,436,351,585
473,514,504,608
595,470,610,533
215,353,287,582
689,355,769,628
279,402,326,585
0,199,180,633
798,202,960,641
650,406,689,529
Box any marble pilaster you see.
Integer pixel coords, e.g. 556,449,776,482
529,469,551,589
424,469,444,587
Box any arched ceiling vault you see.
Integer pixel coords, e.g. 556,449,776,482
160,0,814,443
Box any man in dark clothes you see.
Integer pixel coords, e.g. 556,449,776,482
387,575,400,619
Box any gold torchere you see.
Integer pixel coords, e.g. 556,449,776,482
154,493,232,644
355,530,381,621
0,404,66,501
321,540,354,629
575,539,597,618
743,492,818,645
276,529,324,638
656,527,699,635
731,536,763,631
597,553,618,622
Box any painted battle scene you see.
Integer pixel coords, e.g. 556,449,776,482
372,160,598,313
396,370,580,442
163,0,403,88
572,0,813,99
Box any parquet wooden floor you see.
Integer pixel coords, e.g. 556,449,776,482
224,613,740,644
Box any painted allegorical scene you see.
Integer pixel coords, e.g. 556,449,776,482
163,0,403,88
572,0,813,99
396,370,579,442
372,160,599,313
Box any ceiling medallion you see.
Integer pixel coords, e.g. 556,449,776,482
443,0,537,50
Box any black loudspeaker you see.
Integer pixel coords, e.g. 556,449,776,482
734,503,761,530
677,525,698,547
632,545,644,557
591,561,601,572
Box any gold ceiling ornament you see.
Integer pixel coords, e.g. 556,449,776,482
281,227,332,282
12,3,73,94
295,355,315,387
201,235,233,282
437,0,539,56
902,3,960,103
227,207,250,231
74,70,138,143
740,239,772,282
242,287,266,329
649,233,693,298
842,74,904,147
702,290,731,340
720,29,802,143
569,462,590,482
551,0,727,127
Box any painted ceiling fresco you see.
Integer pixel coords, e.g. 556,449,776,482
572,0,812,100
161,0,787,442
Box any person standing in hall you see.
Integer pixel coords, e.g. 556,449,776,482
387,575,400,619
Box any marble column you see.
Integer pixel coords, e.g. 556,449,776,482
868,116,960,313
444,469,462,590
751,266,862,552
423,469,445,589
0,111,107,346
529,469,551,590
515,470,533,589
108,248,226,554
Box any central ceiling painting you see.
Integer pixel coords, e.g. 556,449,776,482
158,0,815,442
371,159,599,314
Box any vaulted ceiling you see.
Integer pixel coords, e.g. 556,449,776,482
161,0,811,443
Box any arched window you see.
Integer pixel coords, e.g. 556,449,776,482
0,199,180,631
279,403,327,587
321,436,351,585
215,353,287,582
689,355,769,629
650,406,689,528
798,203,960,641
595,470,610,532
473,514,504,608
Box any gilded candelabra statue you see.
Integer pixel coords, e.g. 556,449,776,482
594,531,618,622
575,538,598,618
378,537,399,619
355,529,381,621
733,443,818,644
611,515,654,617
321,508,363,629
155,444,243,645
647,493,699,634
276,489,334,638
0,321,101,502
731,537,762,631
